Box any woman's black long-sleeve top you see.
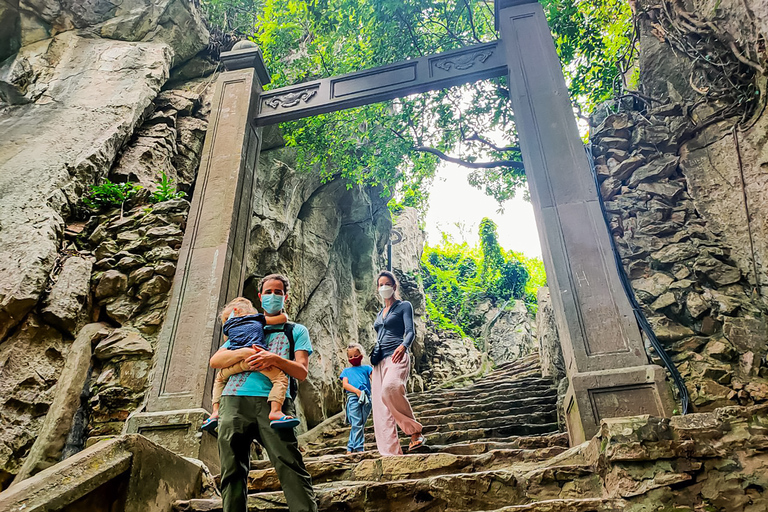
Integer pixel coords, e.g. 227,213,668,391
373,300,415,361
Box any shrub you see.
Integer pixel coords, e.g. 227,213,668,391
151,171,186,203
83,180,142,213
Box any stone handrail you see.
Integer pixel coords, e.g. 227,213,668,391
0,435,202,512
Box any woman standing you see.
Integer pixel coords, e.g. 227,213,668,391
370,270,425,456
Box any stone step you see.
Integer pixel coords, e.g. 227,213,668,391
302,420,561,456
418,392,557,424
175,464,601,512
301,431,568,458
409,378,554,403
411,387,558,412
418,398,558,423
246,446,569,493
302,400,559,449
479,498,628,512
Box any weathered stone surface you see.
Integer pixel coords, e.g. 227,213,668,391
95,270,128,300
0,435,203,512
0,0,207,343
12,323,108,483
420,327,483,388
627,155,679,187
0,314,67,488
246,148,391,427
694,254,742,286
94,328,153,360
631,273,674,299
485,300,537,364
536,288,564,382
608,154,644,182
41,255,94,335
722,316,767,354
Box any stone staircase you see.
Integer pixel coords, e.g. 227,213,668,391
174,353,625,511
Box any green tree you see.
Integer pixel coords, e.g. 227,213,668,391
200,0,633,205
421,218,543,338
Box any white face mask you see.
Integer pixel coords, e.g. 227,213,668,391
378,285,395,299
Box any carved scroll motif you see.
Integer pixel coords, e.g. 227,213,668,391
433,49,494,71
264,88,318,109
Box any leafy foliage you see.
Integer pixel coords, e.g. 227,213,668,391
83,181,142,210
421,218,546,337
200,0,633,205
151,172,186,203
541,0,635,115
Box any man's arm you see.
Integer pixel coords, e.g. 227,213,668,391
246,350,309,381
210,346,257,369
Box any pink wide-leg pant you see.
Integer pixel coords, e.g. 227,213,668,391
371,353,422,456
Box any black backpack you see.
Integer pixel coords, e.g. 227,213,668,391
266,322,299,400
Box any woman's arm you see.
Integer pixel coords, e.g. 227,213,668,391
246,350,310,381
341,377,362,396
391,302,415,363
264,313,288,325
210,346,257,369
400,301,415,349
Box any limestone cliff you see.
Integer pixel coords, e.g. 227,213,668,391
244,146,392,428
0,0,210,488
591,0,768,412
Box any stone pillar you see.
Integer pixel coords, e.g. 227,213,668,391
496,0,675,444
125,43,270,470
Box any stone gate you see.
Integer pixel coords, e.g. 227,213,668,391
126,0,675,468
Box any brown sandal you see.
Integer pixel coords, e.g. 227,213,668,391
408,434,426,452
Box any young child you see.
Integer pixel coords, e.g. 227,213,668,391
339,343,373,454
201,297,298,433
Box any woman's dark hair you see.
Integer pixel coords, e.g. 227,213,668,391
259,273,290,295
376,270,401,299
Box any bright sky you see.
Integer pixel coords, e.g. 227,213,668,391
423,161,542,258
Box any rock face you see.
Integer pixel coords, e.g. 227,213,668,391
482,299,537,365
590,0,768,412
0,0,208,342
419,325,483,388
0,314,67,489
0,0,209,486
245,147,391,428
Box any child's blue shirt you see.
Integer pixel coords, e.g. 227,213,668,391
339,365,373,395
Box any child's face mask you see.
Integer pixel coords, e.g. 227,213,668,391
349,354,363,366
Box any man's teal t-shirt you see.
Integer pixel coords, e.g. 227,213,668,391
221,323,313,397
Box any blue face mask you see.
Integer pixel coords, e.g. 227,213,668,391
261,294,285,315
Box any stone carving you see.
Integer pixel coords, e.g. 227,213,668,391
433,49,493,71
263,88,318,109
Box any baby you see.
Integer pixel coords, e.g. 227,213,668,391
339,343,373,453
201,297,297,433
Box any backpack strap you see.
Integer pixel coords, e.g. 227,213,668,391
272,322,298,401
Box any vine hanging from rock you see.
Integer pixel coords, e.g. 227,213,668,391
642,0,766,126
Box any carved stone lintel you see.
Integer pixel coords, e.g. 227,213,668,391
263,88,318,110
433,50,494,72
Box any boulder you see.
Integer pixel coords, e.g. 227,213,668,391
0,314,67,485
628,155,680,187
693,254,741,287
420,329,483,387
41,255,94,335
722,316,767,355
486,300,537,364
95,270,128,300
94,328,154,360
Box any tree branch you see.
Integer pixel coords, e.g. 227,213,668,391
463,131,520,152
413,146,524,169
